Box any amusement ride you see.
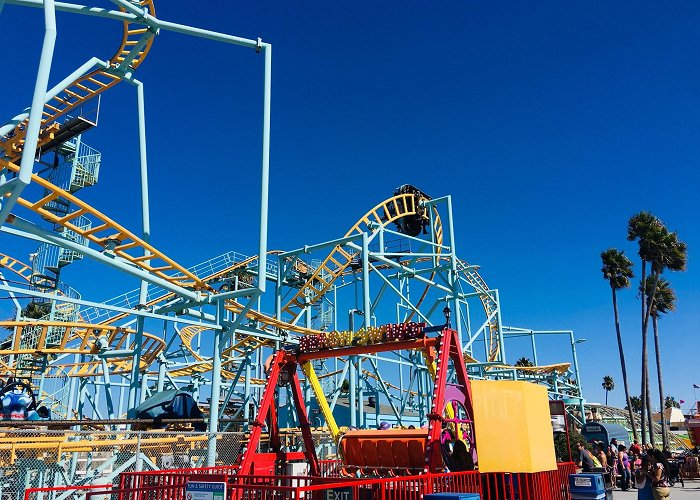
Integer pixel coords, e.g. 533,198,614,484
0,0,588,493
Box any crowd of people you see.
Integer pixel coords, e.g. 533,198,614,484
577,438,675,499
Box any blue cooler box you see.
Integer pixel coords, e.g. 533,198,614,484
424,494,480,500
569,474,606,500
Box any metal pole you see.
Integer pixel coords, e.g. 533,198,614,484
207,300,224,466
530,332,539,366
0,0,56,225
256,42,271,293
360,233,372,428
156,354,166,392
100,358,115,419
140,372,148,403
275,254,282,320
349,310,356,427
243,350,251,429
445,196,462,338
127,81,150,418
570,332,586,424
494,290,506,363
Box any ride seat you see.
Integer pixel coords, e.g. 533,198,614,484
339,428,428,477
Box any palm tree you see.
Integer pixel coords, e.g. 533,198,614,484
626,395,642,415
602,376,615,405
628,212,687,446
665,396,680,409
645,229,685,448
515,357,534,367
600,248,638,441
627,211,660,446
641,276,677,450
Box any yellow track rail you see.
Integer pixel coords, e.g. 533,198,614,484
0,253,169,377
0,253,33,282
2,160,209,290
1,193,500,380
1,1,157,160
0,321,163,362
282,193,430,321
456,259,500,361
170,325,268,379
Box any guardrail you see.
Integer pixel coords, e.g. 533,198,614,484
26,462,577,500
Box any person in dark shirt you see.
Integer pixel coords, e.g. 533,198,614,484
451,439,475,471
578,441,596,472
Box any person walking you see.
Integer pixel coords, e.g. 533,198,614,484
634,454,653,500
649,449,671,499
606,444,617,487
610,438,619,455
618,444,631,491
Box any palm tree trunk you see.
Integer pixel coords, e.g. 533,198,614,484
640,261,647,446
644,272,661,446
653,314,668,450
605,390,609,405
612,287,639,442
645,362,655,446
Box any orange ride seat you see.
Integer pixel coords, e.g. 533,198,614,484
339,428,428,477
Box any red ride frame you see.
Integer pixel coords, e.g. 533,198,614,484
236,328,476,476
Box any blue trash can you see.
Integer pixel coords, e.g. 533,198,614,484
424,493,480,500
569,473,606,500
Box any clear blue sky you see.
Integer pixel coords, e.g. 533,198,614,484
1,1,698,411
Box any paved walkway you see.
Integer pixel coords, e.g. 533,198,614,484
611,480,700,499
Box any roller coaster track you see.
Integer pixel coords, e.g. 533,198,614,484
281,193,434,321
1,193,500,384
278,192,501,362
0,249,314,378
0,321,161,359
2,160,210,291
1,0,157,160
169,324,268,381
178,325,271,364
0,252,165,377
456,259,500,362
0,0,509,425
0,253,33,283
98,253,265,327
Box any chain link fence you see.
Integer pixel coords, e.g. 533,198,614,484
0,428,337,500
0,429,243,499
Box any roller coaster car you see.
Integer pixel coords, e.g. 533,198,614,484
134,389,206,430
389,185,431,237
0,380,50,421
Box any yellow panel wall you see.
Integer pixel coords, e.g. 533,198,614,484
471,380,557,473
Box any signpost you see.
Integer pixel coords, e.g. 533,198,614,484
185,481,226,500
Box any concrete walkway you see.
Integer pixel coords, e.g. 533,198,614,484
611,480,700,499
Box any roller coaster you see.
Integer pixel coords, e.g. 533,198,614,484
0,0,586,493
